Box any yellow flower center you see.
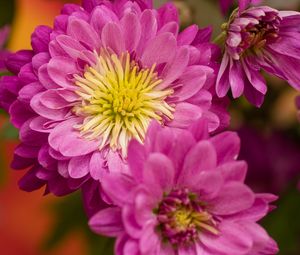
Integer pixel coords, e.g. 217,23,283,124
73,50,174,156
171,208,219,235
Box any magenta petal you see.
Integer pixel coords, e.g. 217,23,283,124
139,222,160,254
190,171,223,200
210,131,240,164
18,82,44,103
177,245,197,255
200,221,253,255
159,46,189,89
179,141,217,185
171,66,209,101
47,56,78,88
168,102,202,129
157,3,179,26
209,182,255,215
244,222,279,254
137,10,157,55
122,205,142,239
89,207,123,237
127,139,146,182
89,151,106,180
18,166,45,192
56,34,87,60
49,117,100,157
90,6,118,34
102,172,136,207
67,17,99,49
217,161,247,182
102,23,125,55
141,32,177,67
9,100,34,128
40,89,74,109
229,59,245,98
30,93,70,121
216,53,230,97
178,25,198,46
6,50,34,74
121,12,141,52
143,153,175,196
68,154,91,179
158,21,179,36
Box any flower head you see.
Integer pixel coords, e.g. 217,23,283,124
217,6,300,106
89,120,278,255
0,0,228,196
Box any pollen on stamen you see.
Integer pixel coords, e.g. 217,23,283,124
72,50,175,157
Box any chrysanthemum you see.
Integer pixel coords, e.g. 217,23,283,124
0,25,10,72
0,0,228,196
216,6,300,106
89,120,278,255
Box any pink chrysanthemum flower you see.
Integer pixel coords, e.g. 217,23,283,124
0,0,228,196
219,0,261,15
89,120,278,255
0,25,10,72
216,6,300,106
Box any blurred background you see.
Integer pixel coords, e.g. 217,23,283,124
0,0,299,254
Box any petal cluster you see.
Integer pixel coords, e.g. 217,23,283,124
0,0,229,197
90,120,278,255
217,6,300,106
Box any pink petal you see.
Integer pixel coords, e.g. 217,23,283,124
200,221,253,255
136,9,157,55
159,46,189,90
102,172,136,207
143,153,175,196
179,141,217,185
209,182,255,215
178,25,198,46
141,32,177,67
89,207,123,237
168,102,202,129
89,151,106,180
67,17,99,50
47,56,78,88
90,6,118,34
121,12,141,52
49,117,100,157
102,23,125,55
68,154,91,179
210,131,240,164
216,53,230,97
217,161,247,182
127,139,146,182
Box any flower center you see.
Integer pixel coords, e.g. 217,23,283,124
73,50,174,156
156,188,218,247
238,11,281,56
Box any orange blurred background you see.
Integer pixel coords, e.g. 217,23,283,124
0,1,88,255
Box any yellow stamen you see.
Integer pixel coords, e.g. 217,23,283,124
73,50,174,157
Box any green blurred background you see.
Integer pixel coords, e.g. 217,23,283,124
0,0,299,254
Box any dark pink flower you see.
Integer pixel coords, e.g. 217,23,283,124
217,6,300,106
0,0,228,196
89,120,278,255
